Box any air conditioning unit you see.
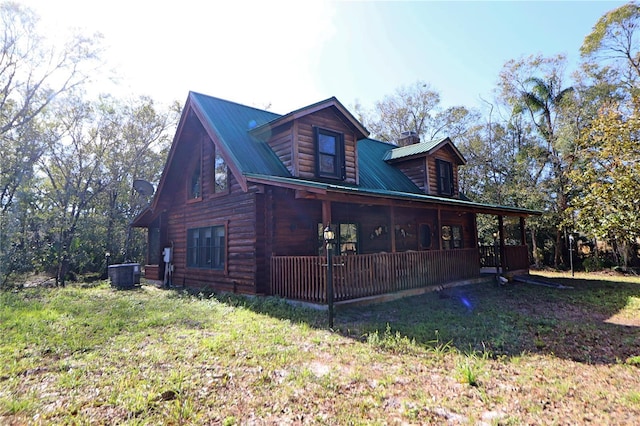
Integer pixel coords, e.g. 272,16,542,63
108,263,141,289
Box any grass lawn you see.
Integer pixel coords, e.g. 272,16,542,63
1,271,639,425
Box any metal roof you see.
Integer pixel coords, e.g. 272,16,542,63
244,173,540,216
384,137,466,164
190,92,291,177
249,96,369,140
357,138,423,193
177,93,538,217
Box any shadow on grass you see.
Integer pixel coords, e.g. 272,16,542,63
211,273,640,365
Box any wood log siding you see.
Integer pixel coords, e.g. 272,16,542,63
427,148,460,196
143,265,160,281
396,158,427,193
165,174,259,293
295,109,357,184
271,248,480,303
265,122,294,173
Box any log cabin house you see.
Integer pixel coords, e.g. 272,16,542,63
132,92,538,304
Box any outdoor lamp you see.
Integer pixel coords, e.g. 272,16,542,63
323,225,335,328
323,226,335,247
569,234,575,277
105,251,111,279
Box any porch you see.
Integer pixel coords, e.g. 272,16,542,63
271,245,530,303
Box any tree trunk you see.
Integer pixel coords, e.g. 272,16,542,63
554,229,563,268
531,227,541,268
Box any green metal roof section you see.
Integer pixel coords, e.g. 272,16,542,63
384,137,466,164
357,138,423,193
244,173,540,216
189,92,291,177
188,92,537,216
384,138,444,161
250,96,369,139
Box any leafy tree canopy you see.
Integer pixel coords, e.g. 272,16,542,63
569,96,640,264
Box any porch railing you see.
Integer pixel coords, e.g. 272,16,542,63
479,244,530,271
271,248,480,303
504,245,530,271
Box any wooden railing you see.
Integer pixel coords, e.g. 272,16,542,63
271,248,480,303
504,245,530,271
479,245,530,271
479,245,498,267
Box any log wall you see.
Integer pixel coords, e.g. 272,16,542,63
427,146,460,196
395,158,428,193
160,127,260,293
296,108,358,184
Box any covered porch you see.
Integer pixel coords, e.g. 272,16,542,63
271,245,529,304
268,194,533,304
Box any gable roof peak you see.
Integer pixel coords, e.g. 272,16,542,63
249,96,369,139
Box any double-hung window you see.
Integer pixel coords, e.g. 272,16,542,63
436,159,454,196
187,225,226,269
315,128,345,180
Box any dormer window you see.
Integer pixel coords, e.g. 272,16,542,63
315,127,345,180
436,159,454,196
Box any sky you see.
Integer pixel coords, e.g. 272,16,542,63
21,0,628,115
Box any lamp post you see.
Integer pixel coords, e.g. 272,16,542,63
568,234,575,277
323,225,335,328
105,251,111,280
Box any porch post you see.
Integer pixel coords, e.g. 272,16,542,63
472,213,479,248
437,208,442,250
498,215,505,272
519,216,526,246
322,200,332,227
390,205,397,253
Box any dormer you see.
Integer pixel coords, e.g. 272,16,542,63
250,97,369,185
384,136,466,197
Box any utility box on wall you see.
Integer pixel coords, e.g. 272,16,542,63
108,263,141,289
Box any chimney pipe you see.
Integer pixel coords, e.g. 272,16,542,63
398,130,420,146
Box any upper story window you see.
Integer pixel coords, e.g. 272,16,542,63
436,159,454,196
214,151,228,193
189,161,202,200
315,127,345,180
